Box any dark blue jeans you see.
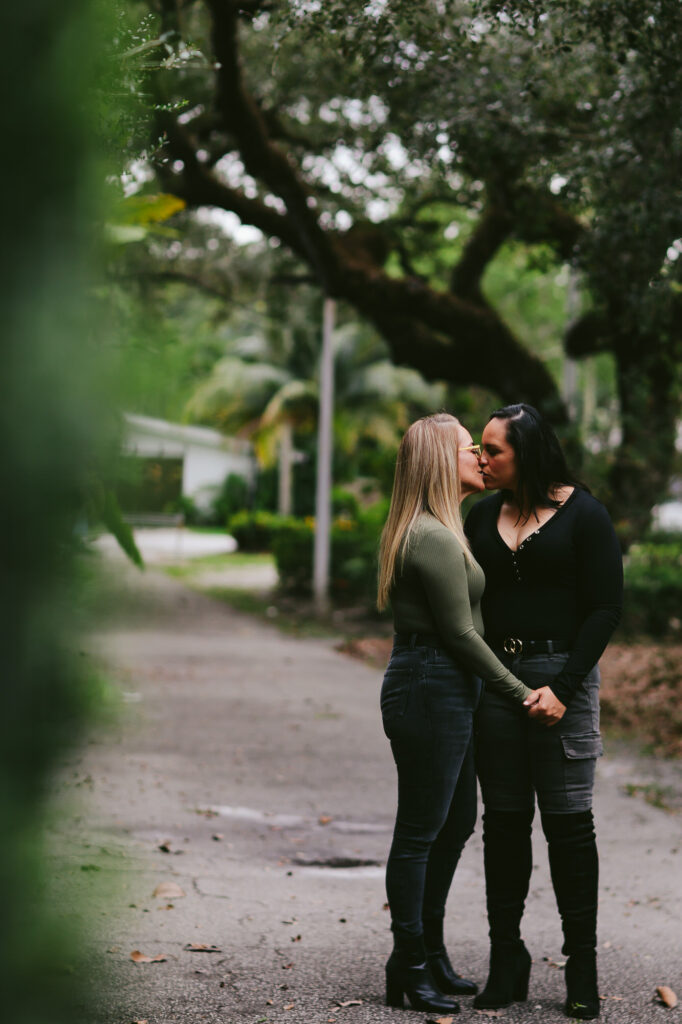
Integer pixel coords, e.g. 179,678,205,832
381,637,482,943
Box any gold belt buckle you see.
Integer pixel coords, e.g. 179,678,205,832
503,637,523,654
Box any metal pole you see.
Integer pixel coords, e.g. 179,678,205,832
313,297,335,612
278,421,293,516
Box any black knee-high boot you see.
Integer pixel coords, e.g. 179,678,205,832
473,809,534,1009
542,810,600,1020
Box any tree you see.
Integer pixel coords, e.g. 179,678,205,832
142,0,681,540
185,285,446,512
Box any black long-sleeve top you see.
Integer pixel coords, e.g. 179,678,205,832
464,488,623,707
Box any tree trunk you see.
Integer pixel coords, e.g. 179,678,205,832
609,338,679,547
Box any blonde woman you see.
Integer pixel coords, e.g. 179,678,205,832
377,414,539,1013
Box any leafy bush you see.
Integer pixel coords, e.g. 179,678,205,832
227,509,295,552
273,501,387,604
212,473,251,523
165,494,200,524
620,540,682,637
332,486,361,519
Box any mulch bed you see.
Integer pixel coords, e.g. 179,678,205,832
338,638,682,759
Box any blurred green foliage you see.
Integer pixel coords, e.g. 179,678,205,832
620,539,682,638
0,1,163,1020
273,502,389,605
227,510,298,552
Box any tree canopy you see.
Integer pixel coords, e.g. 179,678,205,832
134,0,682,537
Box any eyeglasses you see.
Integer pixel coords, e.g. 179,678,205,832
459,444,482,458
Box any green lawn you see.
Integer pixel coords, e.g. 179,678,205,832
164,551,274,579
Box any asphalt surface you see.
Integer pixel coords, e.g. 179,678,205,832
51,560,682,1024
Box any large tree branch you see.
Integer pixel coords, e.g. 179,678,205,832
450,187,585,299
339,270,566,418
159,120,309,257
161,125,565,420
450,207,513,298
152,2,567,422
513,188,584,258
564,310,612,358
206,0,339,286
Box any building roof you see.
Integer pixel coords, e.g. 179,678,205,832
124,413,253,455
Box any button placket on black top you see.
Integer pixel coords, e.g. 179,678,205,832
511,528,540,582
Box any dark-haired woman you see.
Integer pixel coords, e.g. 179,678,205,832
464,404,623,1020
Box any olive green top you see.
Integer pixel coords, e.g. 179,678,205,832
391,514,532,703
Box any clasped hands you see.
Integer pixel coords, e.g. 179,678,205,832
523,686,566,726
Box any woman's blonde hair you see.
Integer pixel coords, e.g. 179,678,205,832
377,413,472,610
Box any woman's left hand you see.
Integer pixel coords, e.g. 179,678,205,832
523,686,566,726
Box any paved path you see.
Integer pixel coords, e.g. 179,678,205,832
54,560,682,1024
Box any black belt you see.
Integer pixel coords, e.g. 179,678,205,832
394,632,443,648
491,638,572,655
394,634,571,655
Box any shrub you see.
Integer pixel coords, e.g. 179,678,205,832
619,540,682,637
273,501,387,604
331,486,360,519
165,494,200,524
212,473,251,523
227,509,295,552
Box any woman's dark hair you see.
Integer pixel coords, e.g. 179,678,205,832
488,403,583,519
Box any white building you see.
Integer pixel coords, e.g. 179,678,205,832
123,413,256,513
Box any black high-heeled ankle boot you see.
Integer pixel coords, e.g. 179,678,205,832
422,917,477,995
385,934,459,1013
426,949,478,997
473,940,531,1009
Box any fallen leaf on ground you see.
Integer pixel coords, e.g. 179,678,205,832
281,962,294,969
183,943,222,952
426,1017,455,1024
130,950,167,964
152,882,185,899
212,833,224,841
158,840,173,852
266,999,274,1005
284,1004,294,1010
474,1011,503,1018
335,1000,363,1008
657,986,678,1008
107,946,121,953
131,1019,148,1023
318,815,333,825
